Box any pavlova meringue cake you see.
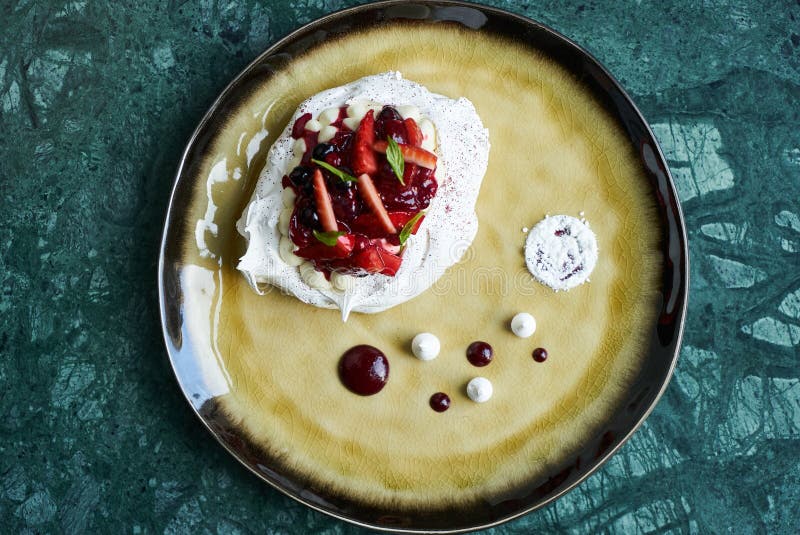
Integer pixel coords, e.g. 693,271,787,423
236,72,490,319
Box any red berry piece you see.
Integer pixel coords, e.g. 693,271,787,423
352,110,378,175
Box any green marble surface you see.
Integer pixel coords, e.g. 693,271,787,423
2,0,799,532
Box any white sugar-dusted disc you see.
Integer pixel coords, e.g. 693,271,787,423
524,215,598,291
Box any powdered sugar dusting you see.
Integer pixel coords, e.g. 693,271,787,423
524,214,598,291
236,72,490,319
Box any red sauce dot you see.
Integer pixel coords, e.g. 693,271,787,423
429,392,451,412
532,347,548,363
466,341,493,367
338,345,389,395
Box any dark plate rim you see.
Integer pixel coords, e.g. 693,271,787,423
158,1,689,532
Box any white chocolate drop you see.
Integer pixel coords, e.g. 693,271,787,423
411,333,440,361
466,377,493,403
510,312,536,338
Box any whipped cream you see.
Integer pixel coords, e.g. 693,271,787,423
237,72,490,320
510,312,536,338
411,333,441,361
524,214,598,292
466,377,493,403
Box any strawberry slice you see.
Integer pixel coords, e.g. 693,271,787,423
352,110,378,175
351,247,383,273
404,118,423,147
353,237,399,255
357,173,397,234
373,141,437,170
350,244,403,275
373,237,401,256
377,248,402,276
313,168,338,232
294,234,355,261
351,211,419,237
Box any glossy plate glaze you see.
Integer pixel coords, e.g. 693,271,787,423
158,1,688,532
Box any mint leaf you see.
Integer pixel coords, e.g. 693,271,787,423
399,212,425,246
312,159,358,183
313,230,345,246
386,137,405,185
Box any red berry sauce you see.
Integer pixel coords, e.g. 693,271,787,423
429,392,451,412
466,341,493,367
291,112,313,138
532,347,548,362
285,106,437,277
338,345,390,396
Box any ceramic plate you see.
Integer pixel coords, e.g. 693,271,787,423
158,1,688,532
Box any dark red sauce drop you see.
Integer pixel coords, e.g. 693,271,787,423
429,392,451,412
338,345,389,396
532,347,548,362
466,341,493,367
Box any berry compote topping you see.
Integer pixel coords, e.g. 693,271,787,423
285,106,438,278
466,341,493,367
429,392,451,412
338,345,390,396
532,347,548,363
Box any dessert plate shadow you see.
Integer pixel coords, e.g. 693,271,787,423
158,1,688,532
